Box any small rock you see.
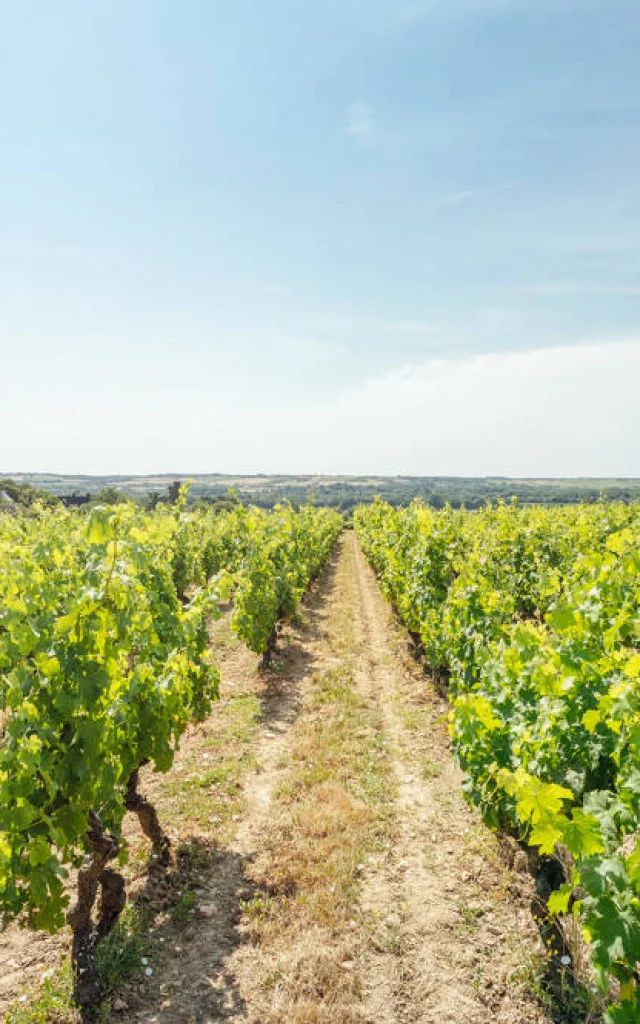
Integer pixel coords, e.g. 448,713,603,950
198,904,217,919
113,999,128,1012
513,851,529,874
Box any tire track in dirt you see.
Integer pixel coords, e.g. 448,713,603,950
348,532,550,1024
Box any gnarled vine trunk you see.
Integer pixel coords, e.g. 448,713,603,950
66,812,126,1018
523,845,574,990
260,625,278,670
125,766,171,863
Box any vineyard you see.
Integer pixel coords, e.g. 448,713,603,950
0,496,342,1016
2,494,640,1023
355,500,640,1023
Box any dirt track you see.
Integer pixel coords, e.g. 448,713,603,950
1,533,550,1023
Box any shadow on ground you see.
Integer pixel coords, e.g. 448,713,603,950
112,838,261,1022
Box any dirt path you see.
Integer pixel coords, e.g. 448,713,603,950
3,535,551,1023
348,532,547,1024
140,533,548,1023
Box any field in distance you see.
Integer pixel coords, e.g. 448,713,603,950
6,473,640,509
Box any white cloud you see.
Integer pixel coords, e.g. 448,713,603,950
309,340,640,476
3,340,639,478
346,99,376,138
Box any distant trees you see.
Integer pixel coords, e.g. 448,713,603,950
165,480,182,504
92,486,128,506
0,478,59,509
145,490,162,511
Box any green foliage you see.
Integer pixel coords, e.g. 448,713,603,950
90,486,129,506
0,477,59,510
355,499,640,1017
0,497,341,974
231,505,343,654
171,888,197,923
0,502,220,933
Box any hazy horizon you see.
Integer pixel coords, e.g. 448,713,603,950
6,470,640,485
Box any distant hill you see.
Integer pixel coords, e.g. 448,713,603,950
5,473,640,510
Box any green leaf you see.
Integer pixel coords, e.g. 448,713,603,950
35,654,60,679
584,895,639,970
548,883,574,916
561,810,605,859
28,840,52,867
511,770,573,825
87,509,111,545
547,605,576,632
530,814,563,855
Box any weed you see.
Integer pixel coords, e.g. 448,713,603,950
177,839,215,873
421,758,440,780
456,903,486,933
5,908,150,1023
171,888,197,923
5,963,77,1024
240,893,277,921
509,951,607,1023
95,905,149,996
370,919,402,955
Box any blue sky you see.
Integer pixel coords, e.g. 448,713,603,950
2,0,640,474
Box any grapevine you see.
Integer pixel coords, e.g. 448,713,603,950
0,498,341,1014
355,499,640,1020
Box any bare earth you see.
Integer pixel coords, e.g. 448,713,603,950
1,533,551,1024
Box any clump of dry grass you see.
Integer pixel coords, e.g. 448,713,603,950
258,672,376,929
249,663,391,930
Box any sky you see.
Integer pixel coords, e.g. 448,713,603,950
2,0,640,476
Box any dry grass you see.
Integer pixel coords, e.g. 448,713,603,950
257,668,386,931
237,545,395,1024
